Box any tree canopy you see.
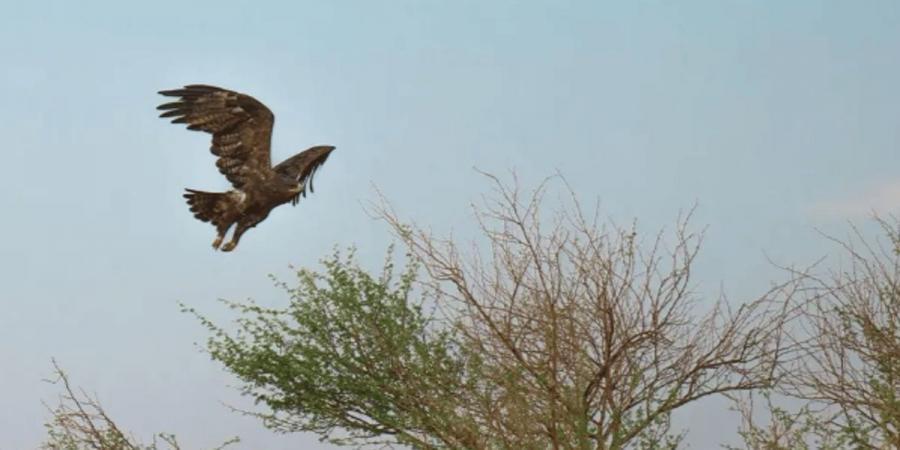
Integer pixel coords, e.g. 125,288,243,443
188,175,797,449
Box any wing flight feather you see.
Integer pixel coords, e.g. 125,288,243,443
157,85,275,189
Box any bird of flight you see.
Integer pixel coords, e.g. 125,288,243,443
157,84,335,251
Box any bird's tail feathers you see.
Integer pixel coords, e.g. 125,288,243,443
183,189,235,228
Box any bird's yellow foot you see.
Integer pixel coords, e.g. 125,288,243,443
212,235,224,250
221,241,237,252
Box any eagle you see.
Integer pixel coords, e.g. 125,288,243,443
157,84,335,251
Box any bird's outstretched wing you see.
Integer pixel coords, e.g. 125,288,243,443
274,145,336,204
157,85,274,189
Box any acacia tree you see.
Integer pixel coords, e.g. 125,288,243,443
773,219,900,449
723,390,849,450
41,359,238,450
190,174,797,449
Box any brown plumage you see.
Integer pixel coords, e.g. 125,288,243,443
157,84,335,251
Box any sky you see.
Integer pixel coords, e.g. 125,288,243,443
2,1,899,448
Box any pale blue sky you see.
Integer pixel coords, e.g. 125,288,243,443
2,1,899,448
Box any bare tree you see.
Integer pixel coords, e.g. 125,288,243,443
369,172,797,449
778,219,900,449
41,359,238,450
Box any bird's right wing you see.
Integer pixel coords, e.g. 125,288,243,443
157,85,274,189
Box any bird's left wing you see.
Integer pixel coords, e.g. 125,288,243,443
157,85,274,189
274,145,336,204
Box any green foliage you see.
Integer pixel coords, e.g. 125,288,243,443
184,246,468,448
833,289,900,448
723,391,852,450
627,410,684,450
